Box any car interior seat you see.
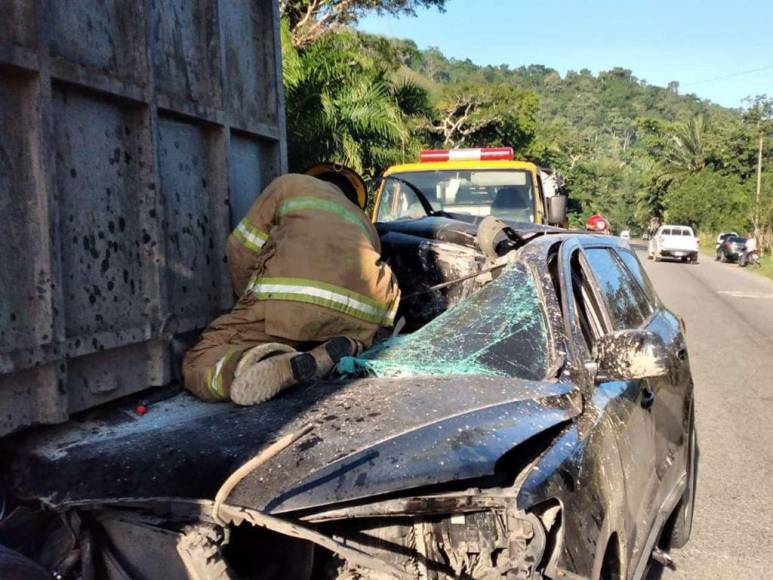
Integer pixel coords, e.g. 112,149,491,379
491,186,531,220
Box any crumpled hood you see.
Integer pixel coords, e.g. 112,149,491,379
8,375,580,511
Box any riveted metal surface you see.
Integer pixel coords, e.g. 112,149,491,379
0,0,286,436
46,0,147,85
157,115,222,325
221,0,279,128
0,1,37,47
228,133,281,227
54,87,148,339
0,72,54,360
151,0,221,108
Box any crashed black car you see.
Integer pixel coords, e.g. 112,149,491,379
0,217,696,580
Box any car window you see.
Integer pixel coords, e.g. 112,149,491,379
680,229,693,236
615,249,657,314
376,177,427,221
584,248,648,330
569,251,606,353
661,228,672,236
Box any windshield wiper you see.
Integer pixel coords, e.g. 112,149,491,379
384,176,440,217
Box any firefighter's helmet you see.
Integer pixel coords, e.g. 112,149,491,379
305,163,367,210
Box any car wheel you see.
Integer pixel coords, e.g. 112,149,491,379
720,252,727,263
666,409,697,549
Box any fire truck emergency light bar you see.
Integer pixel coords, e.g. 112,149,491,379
419,147,514,163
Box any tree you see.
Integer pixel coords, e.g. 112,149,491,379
742,95,773,239
283,28,431,178
427,84,539,149
281,0,446,47
663,114,710,177
663,169,751,232
282,30,771,241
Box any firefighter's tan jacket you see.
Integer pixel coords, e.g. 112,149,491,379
226,174,400,344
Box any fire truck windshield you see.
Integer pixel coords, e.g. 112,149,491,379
376,169,535,223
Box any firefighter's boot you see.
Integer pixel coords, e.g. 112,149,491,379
308,337,362,379
230,343,317,406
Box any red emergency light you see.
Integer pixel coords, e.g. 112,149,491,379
419,147,514,163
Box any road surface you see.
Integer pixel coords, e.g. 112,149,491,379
635,244,773,579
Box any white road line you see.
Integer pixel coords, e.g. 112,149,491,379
717,290,773,300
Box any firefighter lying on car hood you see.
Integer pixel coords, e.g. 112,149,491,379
183,166,401,406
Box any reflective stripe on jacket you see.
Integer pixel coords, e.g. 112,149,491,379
226,174,400,343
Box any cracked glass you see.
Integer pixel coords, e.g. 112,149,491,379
339,263,550,381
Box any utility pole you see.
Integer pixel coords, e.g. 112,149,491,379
756,132,763,237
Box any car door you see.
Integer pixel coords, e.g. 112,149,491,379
558,240,659,566
614,247,692,508
578,244,663,568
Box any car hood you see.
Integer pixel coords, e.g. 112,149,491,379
8,375,580,512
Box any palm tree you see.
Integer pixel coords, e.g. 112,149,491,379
663,114,709,177
283,27,431,179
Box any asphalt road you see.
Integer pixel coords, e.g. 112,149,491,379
634,243,773,579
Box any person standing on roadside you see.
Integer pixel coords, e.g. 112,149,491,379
744,231,758,260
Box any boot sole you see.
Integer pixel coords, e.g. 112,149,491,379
291,353,317,381
325,336,357,363
231,353,317,406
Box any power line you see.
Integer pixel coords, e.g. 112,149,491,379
682,64,773,87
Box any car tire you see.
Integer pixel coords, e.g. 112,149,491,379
666,410,697,549
715,251,721,261
720,252,727,263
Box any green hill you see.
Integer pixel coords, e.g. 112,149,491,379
284,29,772,238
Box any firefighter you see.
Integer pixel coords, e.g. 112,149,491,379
182,168,400,406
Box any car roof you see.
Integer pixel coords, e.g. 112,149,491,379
660,224,693,230
521,229,631,249
383,160,539,175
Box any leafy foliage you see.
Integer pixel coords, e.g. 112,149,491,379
282,0,446,47
427,83,539,149
283,27,431,178
663,170,751,232
280,12,773,248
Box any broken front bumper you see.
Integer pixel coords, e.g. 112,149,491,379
1,489,556,580
299,490,550,579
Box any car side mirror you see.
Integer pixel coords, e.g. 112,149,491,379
546,195,567,226
593,330,668,382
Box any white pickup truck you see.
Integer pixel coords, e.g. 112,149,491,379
648,224,700,264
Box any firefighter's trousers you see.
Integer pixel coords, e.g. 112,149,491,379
182,299,302,402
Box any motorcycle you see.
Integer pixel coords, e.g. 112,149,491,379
738,249,761,268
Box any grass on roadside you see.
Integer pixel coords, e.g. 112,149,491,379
758,253,773,281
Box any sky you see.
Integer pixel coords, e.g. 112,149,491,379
357,0,773,109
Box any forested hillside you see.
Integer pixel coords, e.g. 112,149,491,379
387,38,771,237
280,3,773,244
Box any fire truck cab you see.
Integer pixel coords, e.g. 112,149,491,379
372,148,567,227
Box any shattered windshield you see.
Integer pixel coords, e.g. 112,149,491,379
377,170,536,223
339,263,550,381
